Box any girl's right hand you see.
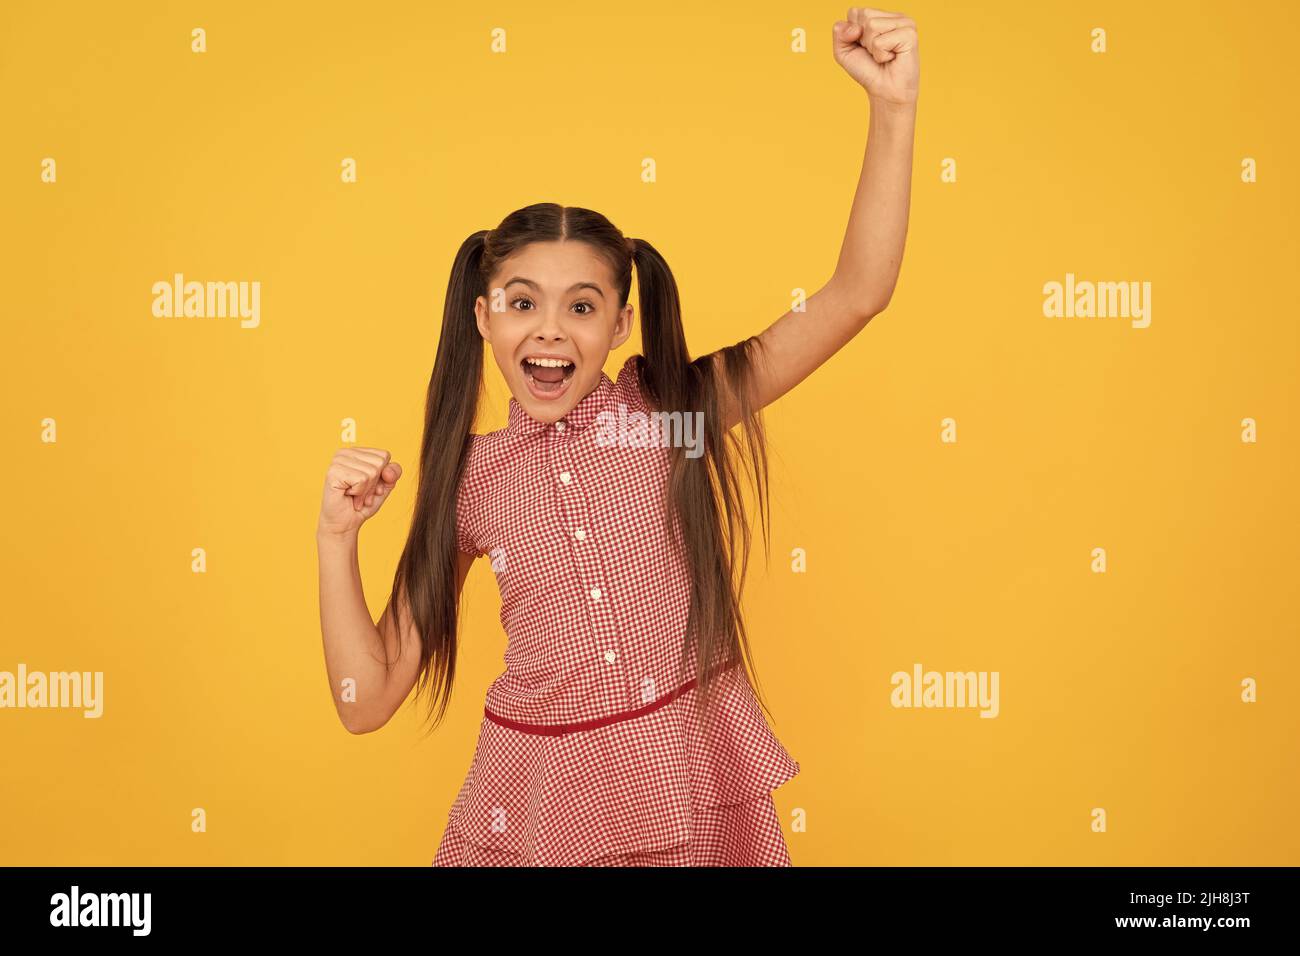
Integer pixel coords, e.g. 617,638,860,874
318,447,403,537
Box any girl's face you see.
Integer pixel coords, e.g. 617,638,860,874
475,240,633,424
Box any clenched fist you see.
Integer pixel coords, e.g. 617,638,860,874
318,447,403,537
833,7,919,109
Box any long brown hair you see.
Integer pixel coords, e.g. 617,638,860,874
390,202,773,736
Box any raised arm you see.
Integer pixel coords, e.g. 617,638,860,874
317,445,476,734
319,537,475,735
714,10,919,428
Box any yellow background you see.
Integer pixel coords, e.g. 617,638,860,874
2,0,1297,866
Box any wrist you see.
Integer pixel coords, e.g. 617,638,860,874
316,526,359,549
868,95,918,119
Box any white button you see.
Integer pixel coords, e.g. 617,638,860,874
604,649,617,663
590,587,602,602
555,420,566,432
573,529,586,541
559,471,572,484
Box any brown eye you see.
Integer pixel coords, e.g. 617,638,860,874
511,296,533,311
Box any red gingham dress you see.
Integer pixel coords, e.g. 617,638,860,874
431,354,801,867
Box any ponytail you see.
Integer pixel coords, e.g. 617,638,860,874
387,231,487,733
630,237,773,729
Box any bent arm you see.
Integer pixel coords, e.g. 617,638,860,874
318,529,475,734
715,101,917,428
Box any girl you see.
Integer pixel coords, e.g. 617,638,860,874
316,9,919,867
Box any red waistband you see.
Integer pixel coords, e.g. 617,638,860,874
483,658,741,736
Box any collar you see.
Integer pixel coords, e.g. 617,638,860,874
506,371,616,437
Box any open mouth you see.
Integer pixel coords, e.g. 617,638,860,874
521,355,576,398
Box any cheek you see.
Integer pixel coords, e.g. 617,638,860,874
493,334,524,364
575,328,613,363
496,349,522,380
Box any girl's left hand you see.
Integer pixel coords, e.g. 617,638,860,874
832,7,919,109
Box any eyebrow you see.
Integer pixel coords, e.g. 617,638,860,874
503,277,606,299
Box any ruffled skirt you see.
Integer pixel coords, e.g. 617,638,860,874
433,790,791,866
430,661,800,867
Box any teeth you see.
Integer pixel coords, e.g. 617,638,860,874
524,357,574,368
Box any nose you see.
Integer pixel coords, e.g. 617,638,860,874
532,307,567,342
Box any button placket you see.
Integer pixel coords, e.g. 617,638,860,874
552,431,623,673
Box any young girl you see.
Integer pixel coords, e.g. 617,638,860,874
316,10,919,867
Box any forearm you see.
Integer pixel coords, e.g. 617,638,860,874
316,529,392,733
832,98,916,314
725,14,920,419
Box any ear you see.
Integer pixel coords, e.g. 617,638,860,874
610,301,634,350
473,294,492,340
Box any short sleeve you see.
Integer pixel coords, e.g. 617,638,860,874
454,437,485,557
615,354,652,413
